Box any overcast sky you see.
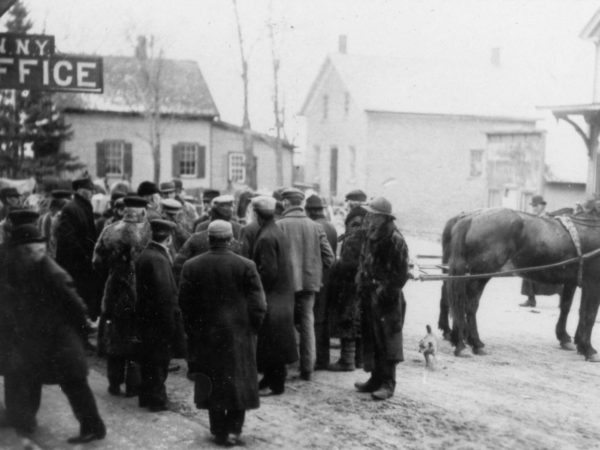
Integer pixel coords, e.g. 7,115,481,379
7,0,600,180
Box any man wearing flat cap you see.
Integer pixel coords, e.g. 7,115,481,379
171,179,199,232
345,189,367,212
355,196,409,401
161,198,191,253
519,194,562,307
305,194,338,370
277,188,335,381
249,196,298,396
93,195,152,397
56,177,103,322
194,194,241,237
137,180,162,221
193,188,221,228
1,224,106,443
135,219,186,412
179,220,266,446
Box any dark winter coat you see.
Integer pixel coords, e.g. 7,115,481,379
357,223,409,368
277,207,335,293
329,228,366,339
252,219,298,370
179,245,266,411
174,230,242,281
93,217,151,356
240,221,261,258
55,193,102,318
136,241,187,363
1,255,89,383
194,217,242,238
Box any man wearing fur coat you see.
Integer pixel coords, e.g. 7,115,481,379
355,197,409,401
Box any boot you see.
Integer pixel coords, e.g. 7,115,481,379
354,376,380,393
371,382,394,401
327,339,355,371
519,296,536,308
355,338,364,369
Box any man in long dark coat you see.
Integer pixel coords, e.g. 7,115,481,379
93,196,151,396
136,219,187,411
55,177,103,320
328,205,368,371
179,220,266,447
355,197,409,401
250,196,298,396
1,224,106,443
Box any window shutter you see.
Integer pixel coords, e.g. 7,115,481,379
172,143,181,177
96,141,106,177
197,145,206,178
123,142,133,179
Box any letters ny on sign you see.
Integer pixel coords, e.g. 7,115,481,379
0,33,103,93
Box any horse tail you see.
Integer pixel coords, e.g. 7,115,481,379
438,214,461,337
446,216,472,346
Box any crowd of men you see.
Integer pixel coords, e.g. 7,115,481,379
0,177,410,447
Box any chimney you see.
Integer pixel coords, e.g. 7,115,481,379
338,35,347,54
490,47,501,67
135,35,147,60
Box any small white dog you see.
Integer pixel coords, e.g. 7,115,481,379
418,325,438,370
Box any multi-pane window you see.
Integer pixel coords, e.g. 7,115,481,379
105,141,124,175
229,153,246,183
470,149,484,177
180,143,197,176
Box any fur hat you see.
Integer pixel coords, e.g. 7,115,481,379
137,181,159,197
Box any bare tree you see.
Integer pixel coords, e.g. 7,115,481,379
267,5,285,187
232,0,256,190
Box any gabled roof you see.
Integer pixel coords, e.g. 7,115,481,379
580,7,600,42
55,56,220,118
213,120,295,152
301,53,542,120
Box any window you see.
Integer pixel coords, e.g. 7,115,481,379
172,143,205,178
96,140,132,178
322,94,329,120
470,149,484,177
105,141,124,175
229,152,246,183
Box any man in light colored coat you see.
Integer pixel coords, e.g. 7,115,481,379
277,188,334,381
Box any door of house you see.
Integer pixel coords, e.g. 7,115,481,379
330,146,338,197
501,185,519,210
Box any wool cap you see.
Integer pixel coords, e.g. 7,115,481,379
122,196,148,208
305,194,325,209
212,194,235,205
281,187,305,201
345,189,367,202
159,181,176,193
72,178,95,191
252,195,277,212
363,196,395,217
51,189,73,200
8,224,46,246
137,181,159,197
8,209,40,227
530,195,546,206
161,198,182,213
208,219,233,238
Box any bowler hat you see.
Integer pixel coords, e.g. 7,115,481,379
305,194,325,209
51,189,72,200
159,181,176,193
208,220,233,238
345,189,367,202
530,195,546,206
202,189,220,203
0,187,21,202
72,178,95,191
281,187,305,201
363,196,395,217
123,196,148,208
8,224,46,246
137,181,159,197
8,209,40,227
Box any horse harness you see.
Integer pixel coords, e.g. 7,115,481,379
556,216,583,286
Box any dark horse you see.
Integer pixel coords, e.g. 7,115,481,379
444,207,600,362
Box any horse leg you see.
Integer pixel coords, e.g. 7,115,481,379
556,282,576,350
465,278,489,355
576,283,600,362
438,281,452,340
447,279,468,357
